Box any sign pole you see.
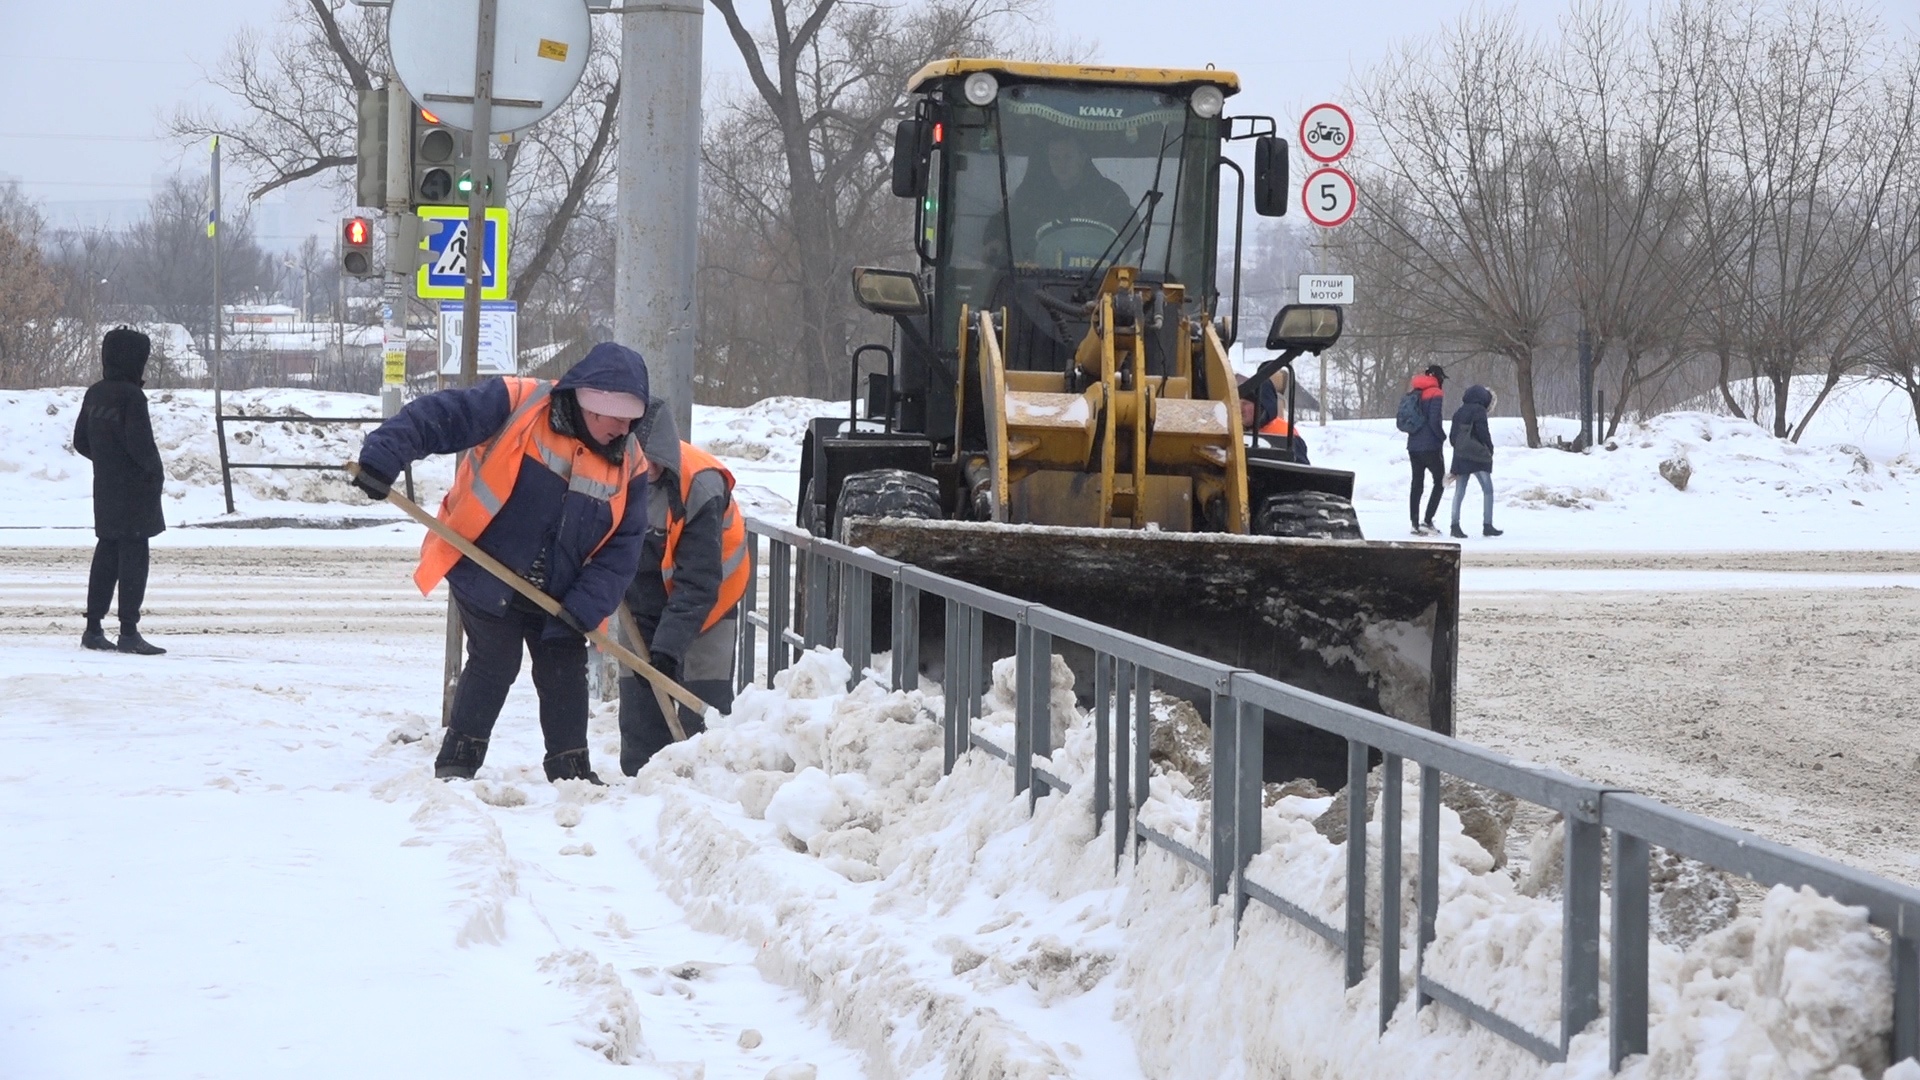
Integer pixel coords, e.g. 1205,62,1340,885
210,136,234,515
460,0,499,387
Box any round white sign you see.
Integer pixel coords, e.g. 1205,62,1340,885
1299,103,1354,164
1301,167,1358,228
388,0,591,134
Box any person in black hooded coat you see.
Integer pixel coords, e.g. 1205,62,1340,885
1446,384,1503,539
73,327,168,654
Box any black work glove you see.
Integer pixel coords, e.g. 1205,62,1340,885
648,650,680,682
351,462,394,502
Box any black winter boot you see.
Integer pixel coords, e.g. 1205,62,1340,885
116,626,166,655
1449,523,1469,539
81,622,116,651
435,732,489,780
1483,524,1504,537
544,748,605,786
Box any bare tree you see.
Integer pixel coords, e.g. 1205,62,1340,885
1348,9,1568,445
0,187,88,389
702,0,1056,399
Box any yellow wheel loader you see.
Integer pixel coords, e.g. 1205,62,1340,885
797,60,1459,788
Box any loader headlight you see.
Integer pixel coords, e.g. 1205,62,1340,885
1190,85,1225,118
963,71,999,107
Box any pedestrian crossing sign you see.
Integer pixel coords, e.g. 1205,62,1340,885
415,206,510,301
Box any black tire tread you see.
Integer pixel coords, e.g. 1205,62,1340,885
832,469,942,539
1254,490,1364,541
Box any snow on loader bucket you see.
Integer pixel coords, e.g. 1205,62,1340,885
845,518,1460,792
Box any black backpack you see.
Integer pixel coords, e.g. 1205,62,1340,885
1394,390,1425,434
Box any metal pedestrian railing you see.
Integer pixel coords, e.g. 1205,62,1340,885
732,516,1920,1071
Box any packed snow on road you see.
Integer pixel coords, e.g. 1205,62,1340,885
4,383,1920,1078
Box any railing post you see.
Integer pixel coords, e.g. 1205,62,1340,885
1029,626,1053,807
892,575,920,693
1132,665,1152,866
767,540,791,680
1114,659,1133,871
1013,617,1034,801
1562,813,1604,1058
1417,763,1440,1009
1210,689,1238,905
1230,696,1263,936
1345,739,1369,989
736,531,758,693
1381,752,1404,1032
803,546,829,650
1610,829,1650,1072
845,565,872,689
1896,923,1919,1065
942,598,962,774
1092,653,1111,835
966,606,984,725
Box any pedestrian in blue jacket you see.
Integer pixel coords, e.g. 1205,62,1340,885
1405,365,1448,534
1448,384,1503,538
354,343,654,784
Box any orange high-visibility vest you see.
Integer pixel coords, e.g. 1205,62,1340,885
414,377,647,596
661,442,749,631
1259,415,1293,437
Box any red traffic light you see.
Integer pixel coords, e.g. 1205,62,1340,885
344,217,372,247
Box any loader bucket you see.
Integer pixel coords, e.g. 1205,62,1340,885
844,519,1460,790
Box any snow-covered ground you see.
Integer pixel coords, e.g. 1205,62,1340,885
7,378,1919,554
5,379,1920,1076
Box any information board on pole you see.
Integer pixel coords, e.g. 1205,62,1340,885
438,300,519,375
1298,274,1355,304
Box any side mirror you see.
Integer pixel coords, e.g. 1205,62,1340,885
891,119,931,198
852,266,927,316
1254,135,1288,217
1266,304,1343,352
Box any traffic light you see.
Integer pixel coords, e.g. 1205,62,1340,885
354,87,389,209
341,216,376,278
410,107,462,209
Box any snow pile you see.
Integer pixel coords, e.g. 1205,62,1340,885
634,648,1911,1079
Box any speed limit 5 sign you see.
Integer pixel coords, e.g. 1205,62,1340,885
1302,167,1358,228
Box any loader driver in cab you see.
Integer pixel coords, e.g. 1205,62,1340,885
1001,132,1135,269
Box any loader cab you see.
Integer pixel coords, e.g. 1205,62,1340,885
864,61,1286,451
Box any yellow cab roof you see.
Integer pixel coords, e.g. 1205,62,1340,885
907,59,1241,96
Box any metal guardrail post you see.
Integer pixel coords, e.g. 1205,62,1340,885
942,599,963,773
1381,752,1404,1032
845,565,873,689
1114,659,1133,871
1610,830,1650,1071
1346,739,1369,989
1209,689,1237,904
1133,664,1152,866
1418,763,1441,1009
736,532,758,693
1092,653,1111,834
1562,813,1605,1056
1230,696,1263,936
966,605,985,724
767,540,791,680
1014,617,1034,801
1896,926,1919,1064
1029,626,1053,807
892,574,920,693
803,547,829,650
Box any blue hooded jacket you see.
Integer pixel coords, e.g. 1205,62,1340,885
1448,384,1496,475
359,342,653,634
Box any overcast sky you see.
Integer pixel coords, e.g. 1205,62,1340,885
0,0,1574,247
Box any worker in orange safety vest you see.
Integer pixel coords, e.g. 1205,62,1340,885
617,406,750,774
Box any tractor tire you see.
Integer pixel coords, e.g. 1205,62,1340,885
832,468,943,540
1254,490,1365,541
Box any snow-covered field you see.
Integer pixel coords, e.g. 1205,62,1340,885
5,379,1920,1077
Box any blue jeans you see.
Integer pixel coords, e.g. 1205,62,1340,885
1451,470,1493,528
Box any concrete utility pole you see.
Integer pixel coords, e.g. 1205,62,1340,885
614,0,702,435
382,80,412,419
459,0,499,385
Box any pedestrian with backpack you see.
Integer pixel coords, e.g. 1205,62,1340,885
1447,384,1503,538
1397,365,1448,535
